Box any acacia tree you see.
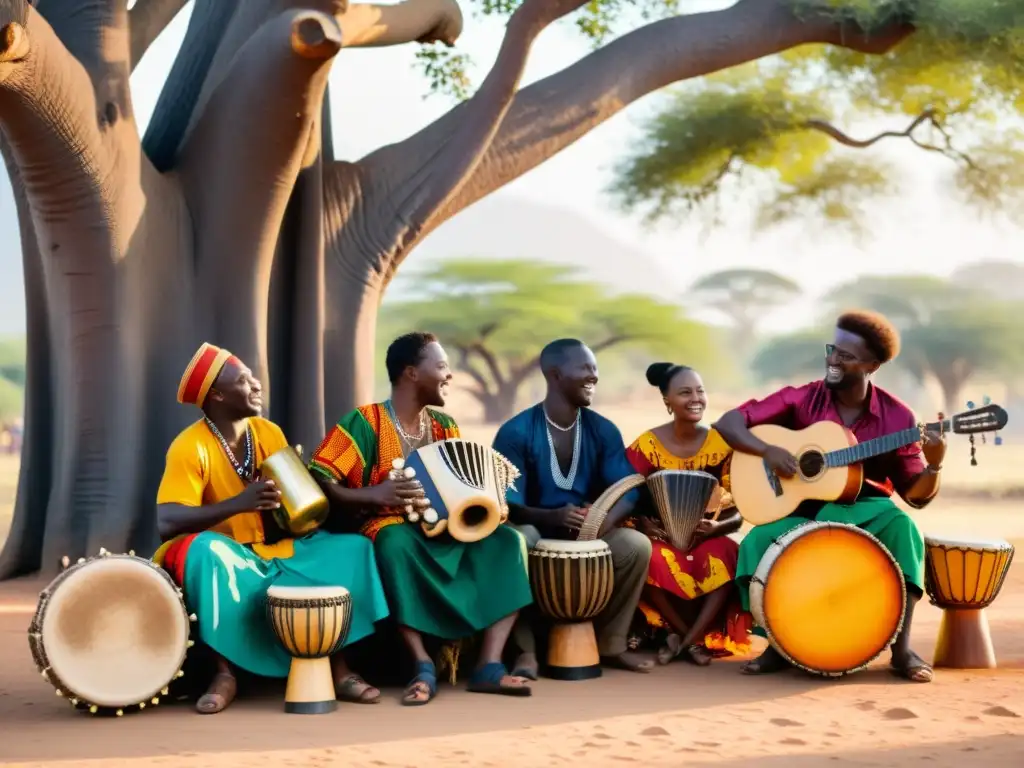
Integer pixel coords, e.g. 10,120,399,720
382,258,713,422
611,1,1024,233
0,0,942,578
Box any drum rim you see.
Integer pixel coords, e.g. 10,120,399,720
531,538,612,555
265,584,351,601
750,520,907,678
29,553,191,713
923,535,1015,551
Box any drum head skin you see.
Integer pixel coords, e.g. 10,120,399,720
760,523,905,676
40,557,189,708
266,585,350,601
532,539,610,556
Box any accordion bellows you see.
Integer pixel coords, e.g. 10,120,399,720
646,469,719,551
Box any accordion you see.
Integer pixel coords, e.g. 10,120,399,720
390,439,520,543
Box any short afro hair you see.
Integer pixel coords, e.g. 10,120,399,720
539,338,587,371
836,310,900,363
385,331,438,384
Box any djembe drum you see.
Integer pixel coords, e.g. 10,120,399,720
28,550,193,716
390,439,520,542
750,521,906,677
924,535,1015,669
528,539,614,680
266,585,353,714
646,469,721,551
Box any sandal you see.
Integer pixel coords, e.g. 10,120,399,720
466,662,532,697
890,650,934,683
401,660,438,707
740,645,790,675
196,671,237,715
335,674,381,704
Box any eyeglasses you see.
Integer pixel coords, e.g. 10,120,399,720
825,344,857,363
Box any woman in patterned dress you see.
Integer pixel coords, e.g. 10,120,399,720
624,363,752,666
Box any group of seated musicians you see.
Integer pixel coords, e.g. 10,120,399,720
153,308,945,715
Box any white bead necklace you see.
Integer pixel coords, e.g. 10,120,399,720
544,407,581,490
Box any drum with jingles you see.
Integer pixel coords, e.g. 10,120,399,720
528,539,614,680
646,469,721,551
924,534,1015,669
266,584,353,714
28,550,194,716
259,444,329,536
749,521,906,677
390,439,521,542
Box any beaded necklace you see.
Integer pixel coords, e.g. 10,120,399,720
205,417,255,482
544,406,581,491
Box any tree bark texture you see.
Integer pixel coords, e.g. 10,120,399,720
0,0,914,578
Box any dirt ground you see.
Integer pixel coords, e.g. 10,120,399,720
1,509,1022,767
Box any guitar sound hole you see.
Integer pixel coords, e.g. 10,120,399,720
798,451,825,479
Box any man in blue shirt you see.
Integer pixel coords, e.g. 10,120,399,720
493,339,654,678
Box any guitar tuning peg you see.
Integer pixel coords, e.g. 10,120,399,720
967,400,976,410
983,395,992,405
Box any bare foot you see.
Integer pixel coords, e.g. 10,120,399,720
890,649,933,683
196,671,237,715
657,634,683,665
740,645,790,675
335,673,381,703
602,651,654,673
511,652,539,680
683,644,713,666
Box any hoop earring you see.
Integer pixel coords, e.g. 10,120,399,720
666,404,672,415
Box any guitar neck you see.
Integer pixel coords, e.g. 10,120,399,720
825,419,949,468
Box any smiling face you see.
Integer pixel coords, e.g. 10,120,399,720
409,341,453,407
208,359,263,419
825,328,880,391
664,368,707,424
552,344,599,408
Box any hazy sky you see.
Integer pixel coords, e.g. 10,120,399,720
3,1,1023,333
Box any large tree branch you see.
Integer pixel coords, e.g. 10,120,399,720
469,341,506,388
177,9,342,370
0,12,115,229
338,0,462,47
393,0,913,238
454,344,493,396
129,0,189,70
351,0,593,278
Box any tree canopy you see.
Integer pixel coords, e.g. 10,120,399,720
379,258,717,420
605,0,1024,233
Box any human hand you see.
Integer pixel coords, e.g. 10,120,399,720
695,518,719,538
763,445,798,478
370,477,429,509
637,516,669,541
237,479,282,510
921,429,946,469
553,504,588,532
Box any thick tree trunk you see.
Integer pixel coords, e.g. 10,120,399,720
478,385,520,425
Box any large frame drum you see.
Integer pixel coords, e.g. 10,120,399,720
266,585,352,714
750,521,906,677
28,551,193,716
528,539,614,680
924,535,1015,669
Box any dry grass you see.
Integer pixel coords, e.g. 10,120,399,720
0,401,1019,551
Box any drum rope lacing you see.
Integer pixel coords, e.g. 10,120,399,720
205,418,254,481
544,407,581,491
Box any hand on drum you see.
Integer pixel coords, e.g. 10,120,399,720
636,515,668,541
238,479,282,510
553,504,588,532
763,445,798,478
692,518,721,544
371,477,429,509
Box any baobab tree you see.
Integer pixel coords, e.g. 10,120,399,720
0,0,940,577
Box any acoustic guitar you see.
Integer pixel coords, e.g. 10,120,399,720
730,403,1008,526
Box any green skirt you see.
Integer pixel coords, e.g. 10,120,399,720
182,530,390,678
736,496,925,622
373,523,532,640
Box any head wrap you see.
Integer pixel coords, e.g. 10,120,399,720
177,342,236,407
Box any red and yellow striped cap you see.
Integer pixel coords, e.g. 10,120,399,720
177,342,235,407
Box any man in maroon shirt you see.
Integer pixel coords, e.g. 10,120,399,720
715,310,946,683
